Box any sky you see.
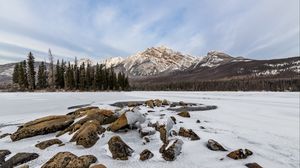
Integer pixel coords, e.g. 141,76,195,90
0,0,299,64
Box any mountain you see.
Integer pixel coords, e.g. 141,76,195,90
0,46,299,86
106,46,197,76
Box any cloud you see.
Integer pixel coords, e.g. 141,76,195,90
0,0,298,64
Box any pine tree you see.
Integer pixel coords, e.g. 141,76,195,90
12,63,19,84
22,60,29,89
86,63,92,90
37,61,47,89
27,52,36,90
60,60,66,88
74,57,79,89
79,62,86,90
55,60,60,88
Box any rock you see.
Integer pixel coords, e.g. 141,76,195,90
140,149,154,161
179,101,187,106
108,110,145,132
170,130,177,136
154,99,162,107
178,127,200,140
139,127,156,138
177,111,190,118
35,139,63,150
206,139,227,151
147,110,155,113
143,137,150,144
200,126,205,129
245,162,263,168
0,150,11,165
162,99,170,106
227,149,253,160
170,103,176,107
196,120,201,123
57,109,116,137
11,115,74,141
70,120,105,148
108,136,134,160
2,153,39,168
145,100,154,108
41,152,97,168
159,126,168,143
170,116,176,124
19,165,29,168
0,133,11,139
90,164,107,168
66,106,99,116
161,139,183,161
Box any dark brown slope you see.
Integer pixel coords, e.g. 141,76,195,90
131,56,300,86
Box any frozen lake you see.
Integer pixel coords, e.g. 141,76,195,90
0,92,299,168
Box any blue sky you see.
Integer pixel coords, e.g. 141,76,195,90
0,0,299,63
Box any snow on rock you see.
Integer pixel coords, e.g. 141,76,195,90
125,110,145,125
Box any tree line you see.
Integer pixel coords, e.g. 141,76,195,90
132,78,300,91
12,50,130,91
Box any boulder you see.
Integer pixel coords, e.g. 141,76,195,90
108,136,134,160
162,99,170,106
70,120,105,148
90,164,107,168
196,120,201,123
245,162,263,168
227,149,253,160
108,110,145,132
139,149,154,161
0,150,11,165
179,101,187,106
41,152,97,168
145,100,154,108
206,139,227,151
177,111,190,118
57,109,116,137
11,115,74,141
1,152,39,168
159,126,168,143
178,127,200,140
66,106,99,116
154,99,162,107
161,139,184,161
35,139,63,150
139,127,156,138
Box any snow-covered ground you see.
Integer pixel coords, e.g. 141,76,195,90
0,92,299,168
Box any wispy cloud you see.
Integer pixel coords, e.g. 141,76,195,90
0,0,298,63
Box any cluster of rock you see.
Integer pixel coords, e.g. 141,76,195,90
0,99,263,167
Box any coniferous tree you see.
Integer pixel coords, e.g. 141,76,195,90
74,57,79,89
60,60,66,88
79,62,86,90
55,60,60,88
27,52,36,90
22,60,29,89
86,63,92,90
37,61,47,89
12,63,19,84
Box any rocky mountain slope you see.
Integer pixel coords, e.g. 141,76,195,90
0,46,299,85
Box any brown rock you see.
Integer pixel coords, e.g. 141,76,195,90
245,162,263,168
140,149,154,161
35,139,63,150
206,139,227,151
139,127,156,138
108,113,128,132
70,120,105,148
177,111,190,118
178,127,200,140
2,152,39,168
108,136,134,160
41,152,97,168
145,100,154,108
161,139,183,161
11,115,74,141
227,149,253,160
154,99,162,107
90,164,107,168
159,126,168,143
0,150,11,165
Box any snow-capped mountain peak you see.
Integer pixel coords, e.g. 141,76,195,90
115,46,197,76
101,57,124,67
